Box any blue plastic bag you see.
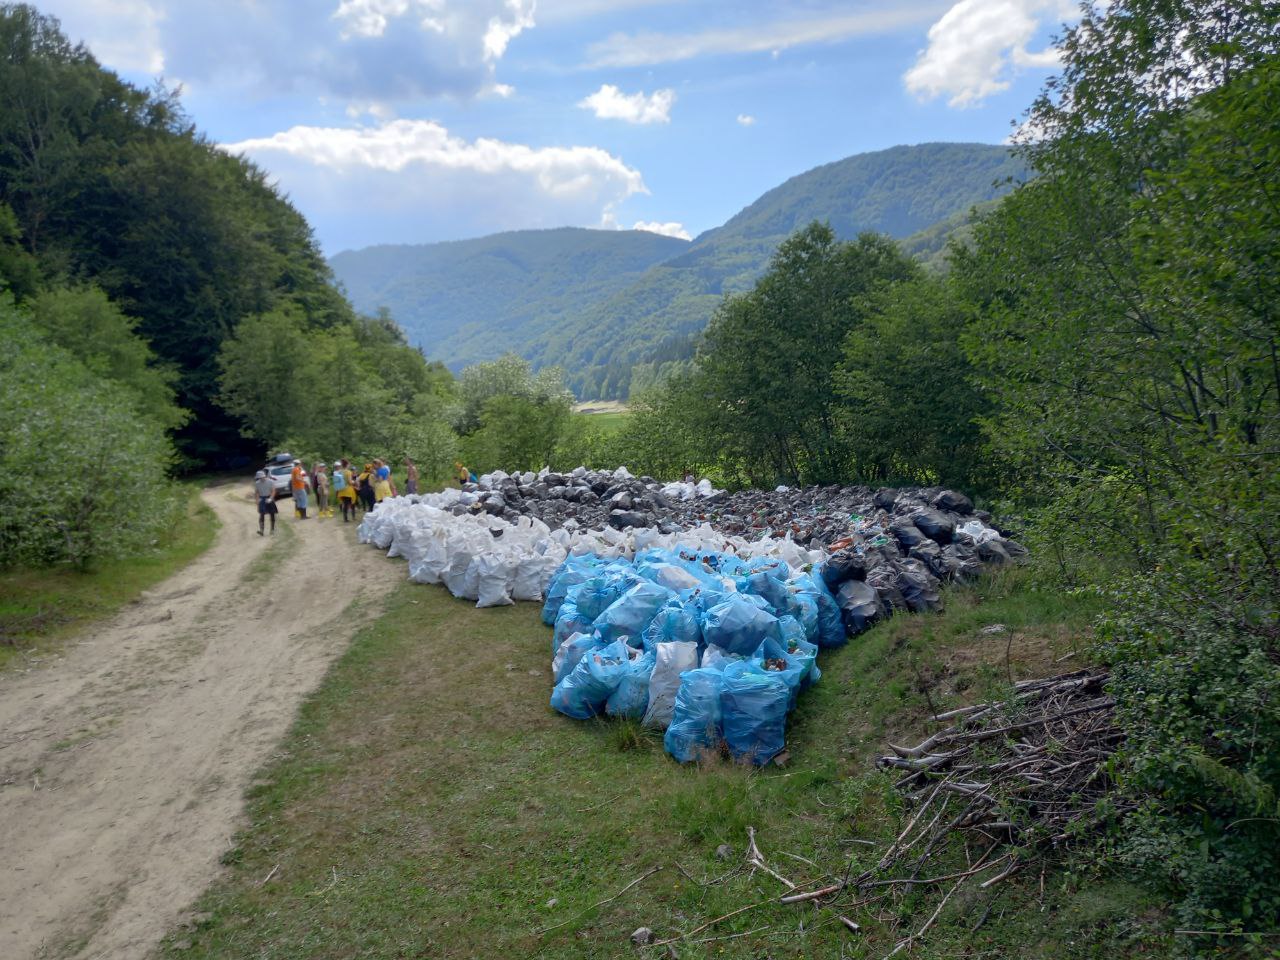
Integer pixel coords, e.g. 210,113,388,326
720,660,790,765
550,639,631,719
701,595,780,657
593,581,675,646
744,556,790,580
605,646,655,719
664,668,725,763
552,631,602,684
552,599,594,653
751,636,806,709
541,556,600,626
742,570,790,615
775,617,821,689
793,573,847,648
781,587,820,644
641,602,702,650
570,576,627,621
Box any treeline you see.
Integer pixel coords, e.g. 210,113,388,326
605,0,1279,936
0,5,464,565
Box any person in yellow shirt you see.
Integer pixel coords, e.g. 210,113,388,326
333,459,357,522
371,458,395,505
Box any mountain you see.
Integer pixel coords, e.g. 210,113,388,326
329,227,689,369
331,143,1026,398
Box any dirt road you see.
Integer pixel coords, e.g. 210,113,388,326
0,482,401,959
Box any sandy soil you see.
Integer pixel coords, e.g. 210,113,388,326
0,482,401,959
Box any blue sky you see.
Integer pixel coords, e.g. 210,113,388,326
38,0,1078,254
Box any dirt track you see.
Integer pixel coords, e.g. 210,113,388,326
0,482,400,959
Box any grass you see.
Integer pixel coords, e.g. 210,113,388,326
161,565,1172,959
574,410,631,437
0,483,219,671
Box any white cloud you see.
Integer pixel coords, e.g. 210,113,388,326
482,0,535,61
46,0,166,72
904,0,1075,107
585,5,942,67
222,119,649,251
578,84,675,124
632,220,690,240
736,113,755,126
50,1,534,103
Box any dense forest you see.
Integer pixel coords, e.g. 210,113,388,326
332,143,1025,399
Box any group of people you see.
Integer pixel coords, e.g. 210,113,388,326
252,456,421,536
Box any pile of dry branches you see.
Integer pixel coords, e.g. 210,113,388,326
846,669,1128,953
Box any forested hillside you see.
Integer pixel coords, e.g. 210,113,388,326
330,228,687,373
332,143,1025,398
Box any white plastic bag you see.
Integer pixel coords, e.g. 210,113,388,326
641,640,699,730
475,553,515,607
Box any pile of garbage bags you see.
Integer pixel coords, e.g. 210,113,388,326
356,494,825,608
543,548,841,765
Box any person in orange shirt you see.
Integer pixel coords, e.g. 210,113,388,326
290,459,310,519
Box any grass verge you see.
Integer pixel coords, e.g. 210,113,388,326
0,483,219,671
163,566,1171,959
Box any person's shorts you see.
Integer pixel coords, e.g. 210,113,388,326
406,480,418,495
258,496,278,516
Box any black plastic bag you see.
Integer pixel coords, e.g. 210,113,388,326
838,579,887,635
912,509,956,545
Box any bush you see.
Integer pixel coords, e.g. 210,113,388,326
0,299,182,567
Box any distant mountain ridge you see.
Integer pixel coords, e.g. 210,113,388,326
330,143,1027,398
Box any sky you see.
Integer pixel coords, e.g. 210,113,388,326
37,0,1080,255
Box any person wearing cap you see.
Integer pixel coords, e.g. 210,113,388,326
290,459,309,519
332,459,356,522
253,470,278,535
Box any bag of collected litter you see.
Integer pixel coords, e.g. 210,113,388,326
511,553,561,602
912,508,956,545
605,646,655,720
889,518,931,550
794,573,847,648
744,556,789,580
552,631,602,684
719,660,789,766
641,602,702,650
777,624,821,689
664,667,726,763
940,543,983,582
897,559,943,613
781,585,820,643
700,644,745,671
932,489,974,514
866,564,907,614
593,581,675,646
635,561,703,593
407,529,449,584
552,599,594,653
820,549,866,592
750,635,806,708
741,570,790,615
836,579,886,637
549,639,631,719
570,576,627,621
701,595,780,657
475,552,516,607
541,557,600,625
956,519,1001,545
641,640,699,729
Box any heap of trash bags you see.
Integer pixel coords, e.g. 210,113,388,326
542,547,841,765
357,491,824,608
357,467,1029,764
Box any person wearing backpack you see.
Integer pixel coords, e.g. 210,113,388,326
332,460,356,522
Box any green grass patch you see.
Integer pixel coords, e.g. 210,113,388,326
164,566,1169,959
0,483,218,670
574,410,630,437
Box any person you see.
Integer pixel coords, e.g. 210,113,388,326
253,470,277,536
314,462,330,519
371,458,394,505
357,462,375,513
332,459,356,522
455,461,470,486
290,459,309,519
403,456,419,496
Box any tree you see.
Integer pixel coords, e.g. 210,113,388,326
0,297,179,567
956,0,1280,931
835,276,989,490
217,305,310,448
29,285,186,431
694,223,917,485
